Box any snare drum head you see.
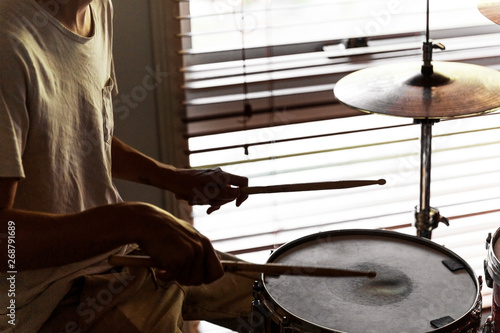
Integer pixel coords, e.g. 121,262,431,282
263,230,478,333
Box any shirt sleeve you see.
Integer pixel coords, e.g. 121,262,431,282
0,32,30,179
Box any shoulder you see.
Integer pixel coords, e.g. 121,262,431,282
0,0,22,15
0,15,29,69
0,0,41,50
0,1,37,68
0,2,40,91
0,0,39,28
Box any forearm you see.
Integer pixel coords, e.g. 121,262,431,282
0,203,139,271
111,136,248,213
111,136,175,189
0,201,224,285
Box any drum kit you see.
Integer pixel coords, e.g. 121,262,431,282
251,0,500,332
110,1,500,332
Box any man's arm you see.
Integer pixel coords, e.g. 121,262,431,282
0,178,223,285
0,178,134,271
111,137,248,213
111,136,175,187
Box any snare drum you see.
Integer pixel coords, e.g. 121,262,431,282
252,229,481,333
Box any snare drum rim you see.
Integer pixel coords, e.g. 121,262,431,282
259,229,481,333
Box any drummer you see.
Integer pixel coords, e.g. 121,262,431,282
0,0,257,331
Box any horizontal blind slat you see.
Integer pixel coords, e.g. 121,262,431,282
184,30,500,139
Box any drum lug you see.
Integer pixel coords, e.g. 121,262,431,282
250,299,267,333
485,259,494,289
482,316,494,333
251,280,268,333
280,316,294,333
253,280,263,294
281,326,295,333
485,233,494,289
472,291,483,321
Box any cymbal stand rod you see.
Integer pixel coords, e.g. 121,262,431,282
416,119,434,239
425,0,430,43
414,119,449,239
421,0,445,76
422,0,432,76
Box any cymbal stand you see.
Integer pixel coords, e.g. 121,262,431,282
414,119,449,239
413,0,449,239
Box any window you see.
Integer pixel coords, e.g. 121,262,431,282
171,0,500,331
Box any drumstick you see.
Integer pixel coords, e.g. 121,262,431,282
221,260,376,278
239,179,386,195
108,255,376,278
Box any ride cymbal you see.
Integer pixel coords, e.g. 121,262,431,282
334,61,500,119
478,0,500,25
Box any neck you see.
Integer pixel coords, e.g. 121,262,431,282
36,0,94,37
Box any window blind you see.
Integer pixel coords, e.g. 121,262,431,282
169,0,500,331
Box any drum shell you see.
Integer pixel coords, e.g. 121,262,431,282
252,229,482,333
486,228,500,332
486,228,500,287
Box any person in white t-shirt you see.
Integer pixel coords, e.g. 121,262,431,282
0,0,257,332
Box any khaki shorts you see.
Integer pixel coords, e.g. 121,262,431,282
39,263,258,332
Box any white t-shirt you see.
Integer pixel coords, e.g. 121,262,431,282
0,0,129,331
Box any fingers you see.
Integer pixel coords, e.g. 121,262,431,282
224,173,249,207
130,203,224,286
212,171,248,204
202,241,224,283
224,172,248,188
162,220,223,284
205,187,249,214
206,205,220,215
236,191,248,208
187,168,249,213
154,240,223,285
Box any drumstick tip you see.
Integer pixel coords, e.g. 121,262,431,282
378,179,386,185
367,271,377,278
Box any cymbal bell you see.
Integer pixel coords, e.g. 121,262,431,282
334,61,500,119
478,0,500,25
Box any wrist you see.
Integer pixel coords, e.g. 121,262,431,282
156,165,183,193
115,202,151,245
81,202,148,246
111,202,168,248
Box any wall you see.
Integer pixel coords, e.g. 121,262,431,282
111,0,165,208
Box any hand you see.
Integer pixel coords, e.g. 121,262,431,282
169,168,248,214
129,203,224,285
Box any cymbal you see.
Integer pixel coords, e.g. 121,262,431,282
334,61,500,119
478,0,500,25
